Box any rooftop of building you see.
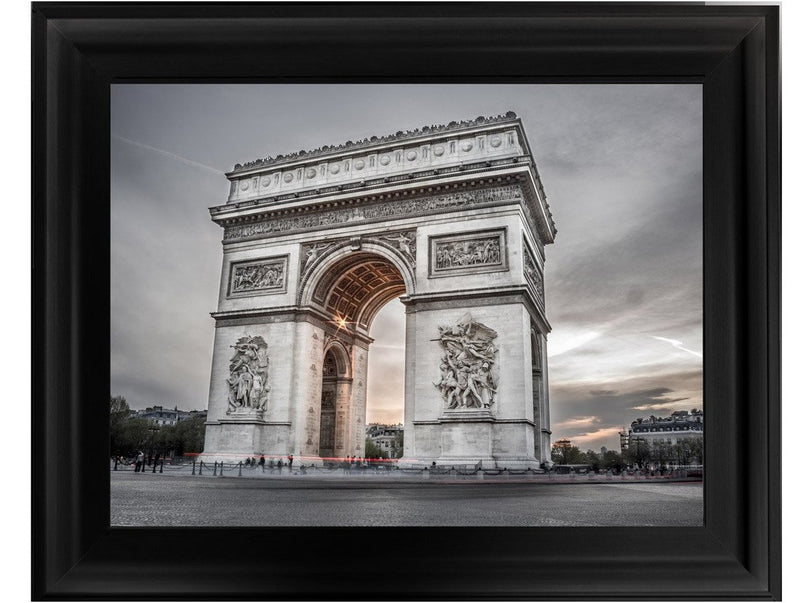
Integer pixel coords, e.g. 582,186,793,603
629,409,703,430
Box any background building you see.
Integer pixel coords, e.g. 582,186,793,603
626,409,703,447
366,423,403,459
131,405,208,427
623,409,704,468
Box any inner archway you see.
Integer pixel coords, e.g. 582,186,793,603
309,247,411,460
310,250,409,335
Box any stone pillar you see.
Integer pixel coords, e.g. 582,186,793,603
539,334,552,464
334,379,352,459
288,319,326,459
399,300,540,469
203,320,298,461
402,308,419,461
350,346,369,457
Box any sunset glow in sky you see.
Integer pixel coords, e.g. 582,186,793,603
111,84,702,452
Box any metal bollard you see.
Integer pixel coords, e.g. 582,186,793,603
152,461,157,473
192,460,196,475
113,457,118,471
160,460,164,473
238,462,242,477
213,461,218,476
199,461,203,476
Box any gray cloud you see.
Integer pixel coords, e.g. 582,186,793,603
549,369,703,449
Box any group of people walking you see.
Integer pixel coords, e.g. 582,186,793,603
244,454,294,473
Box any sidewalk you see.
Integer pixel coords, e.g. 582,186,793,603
111,461,701,484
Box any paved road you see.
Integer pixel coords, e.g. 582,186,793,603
111,472,703,527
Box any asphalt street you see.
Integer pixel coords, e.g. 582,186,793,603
111,472,703,527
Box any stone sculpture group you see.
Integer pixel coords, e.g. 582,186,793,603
435,237,501,269
434,314,499,410
231,262,285,293
226,335,271,413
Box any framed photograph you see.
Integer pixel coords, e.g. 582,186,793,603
32,3,780,600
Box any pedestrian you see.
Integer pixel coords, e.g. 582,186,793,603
245,457,251,467
258,455,265,471
288,454,294,472
277,458,283,474
136,450,145,473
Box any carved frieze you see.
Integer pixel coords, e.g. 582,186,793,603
223,184,522,242
378,230,416,267
433,313,499,411
522,240,545,307
226,335,271,414
299,230,417,289
429,228,507,277
228,256,287,297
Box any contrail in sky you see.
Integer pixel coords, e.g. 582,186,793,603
113,135,225,176
651,336,703,359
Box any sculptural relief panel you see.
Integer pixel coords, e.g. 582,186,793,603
226,335,271,415
428,228,507,277
227,255,288,297
433,313,500,412
522,239,545,307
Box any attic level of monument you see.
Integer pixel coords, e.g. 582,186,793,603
214,112,556,241
229,111,530,174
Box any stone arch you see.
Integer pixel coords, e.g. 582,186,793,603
204,115,556,468
323,337,352,379
300,242,415,333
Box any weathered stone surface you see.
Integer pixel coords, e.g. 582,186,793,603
202,115,555,469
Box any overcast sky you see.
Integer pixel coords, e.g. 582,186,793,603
111,84,702,452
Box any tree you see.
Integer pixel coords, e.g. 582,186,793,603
649,440,673,469
670,437,703,466
109,396,208,458
551,439,587,465
174,414,206,454
585,450,601,472
601,449,624,472
686,437,703,465
110,396,132,456
392,431,404,458
623,437,651,469
364,438,387,459
116,417,150,456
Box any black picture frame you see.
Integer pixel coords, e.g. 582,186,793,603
31,3,780,600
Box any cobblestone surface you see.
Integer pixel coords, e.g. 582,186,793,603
111,472,703,527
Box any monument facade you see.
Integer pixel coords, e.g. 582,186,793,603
202,112,557,468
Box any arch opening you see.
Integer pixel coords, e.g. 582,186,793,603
311,250,408,334
318,347,349,458
311,250,409,460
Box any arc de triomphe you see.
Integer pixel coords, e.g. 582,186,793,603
202,112,556,469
